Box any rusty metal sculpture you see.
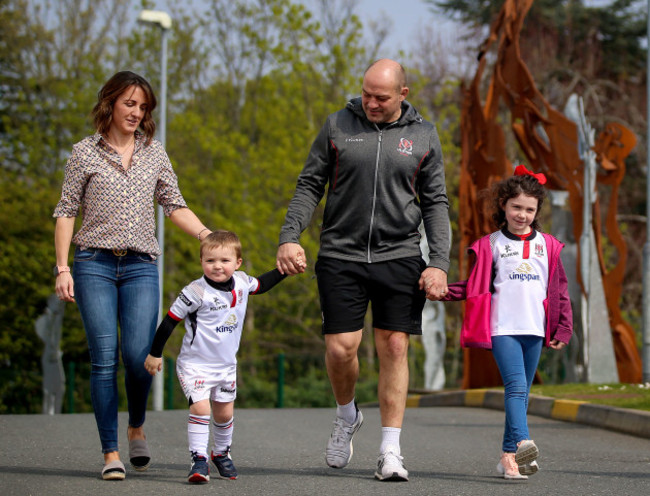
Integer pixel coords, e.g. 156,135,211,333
459,0,641,388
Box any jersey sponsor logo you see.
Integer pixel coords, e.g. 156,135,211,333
215,314,238,333
211,297,228,312
220,386,236,393
500,244,519,258
345,137,364,142
194,379,206,391
179,292,192,306
237,289,243,304
534,243,545,257
509,262,540,282
397,137,413,156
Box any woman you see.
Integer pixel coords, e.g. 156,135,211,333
53,71,212,480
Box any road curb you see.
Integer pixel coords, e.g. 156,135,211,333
404,389,650,439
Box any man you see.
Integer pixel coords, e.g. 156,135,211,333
276,59,450,482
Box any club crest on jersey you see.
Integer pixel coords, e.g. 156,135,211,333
535,243,545,257
215,314,238,333
509,262,540,282
397,137,413,156
194,379,205,391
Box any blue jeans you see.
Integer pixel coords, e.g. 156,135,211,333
491,335,543,453
73,247,159,453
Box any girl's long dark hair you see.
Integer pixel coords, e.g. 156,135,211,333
491,174,546,231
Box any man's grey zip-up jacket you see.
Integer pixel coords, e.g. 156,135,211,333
279,97,450,272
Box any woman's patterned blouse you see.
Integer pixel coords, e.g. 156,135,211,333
54,132,188,257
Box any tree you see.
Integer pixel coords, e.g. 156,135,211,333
0,0,399,412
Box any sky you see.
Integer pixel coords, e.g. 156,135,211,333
148,0,620,59
301,0,454,55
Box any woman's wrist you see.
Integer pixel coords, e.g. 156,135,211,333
197,228,210,240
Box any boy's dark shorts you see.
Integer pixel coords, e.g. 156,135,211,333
314,256,427,335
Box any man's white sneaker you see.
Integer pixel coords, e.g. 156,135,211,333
374,446,408,482
325,410,363,468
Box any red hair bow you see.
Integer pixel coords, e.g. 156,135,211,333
514,164,547,185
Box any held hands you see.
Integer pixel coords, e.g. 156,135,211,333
549,339,567,350
144,354,162,376
419,267,448,301
276,242,307,275
55,272,75,302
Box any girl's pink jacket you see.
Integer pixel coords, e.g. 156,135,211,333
443,232,573,349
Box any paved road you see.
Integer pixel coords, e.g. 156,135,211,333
1,406,649,496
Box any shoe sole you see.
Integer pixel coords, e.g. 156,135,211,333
374,471,409,482
188,473,210,483
325,413,364,469
212,469,238,480
503,473,528,480
519,463,539,476
130,460,150,472
496,461,529,480
102,471,125,481
515,443,539,465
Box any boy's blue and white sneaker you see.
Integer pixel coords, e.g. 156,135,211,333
325,410,364,468
211,446,238,479
187,452,210,483
374,445,409,482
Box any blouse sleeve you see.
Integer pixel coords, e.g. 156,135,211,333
53,145,86,218
152,141,188,217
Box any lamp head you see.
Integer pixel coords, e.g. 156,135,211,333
137,10,172,30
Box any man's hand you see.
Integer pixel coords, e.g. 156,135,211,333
276,242,307,275
418,267,448,301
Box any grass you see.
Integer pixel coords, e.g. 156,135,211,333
529,382,650,412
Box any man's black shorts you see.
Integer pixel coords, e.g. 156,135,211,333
314,256,427,334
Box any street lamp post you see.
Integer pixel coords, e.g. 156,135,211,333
138,9,172,411
642,0,650,382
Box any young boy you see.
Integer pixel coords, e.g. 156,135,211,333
144,230,300,483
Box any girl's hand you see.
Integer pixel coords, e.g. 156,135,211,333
419,267,448,301
549,339,566,350
144,355,162,376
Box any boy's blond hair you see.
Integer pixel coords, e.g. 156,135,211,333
200,230,242,259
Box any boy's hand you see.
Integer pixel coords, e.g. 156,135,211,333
276,242,306,275
144,354,162,376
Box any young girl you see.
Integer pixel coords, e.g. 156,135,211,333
442,165,573,479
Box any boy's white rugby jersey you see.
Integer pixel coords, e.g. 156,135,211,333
169,271,260,371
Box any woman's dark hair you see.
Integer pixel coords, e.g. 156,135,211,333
491,174,547,231
92,71,157,144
